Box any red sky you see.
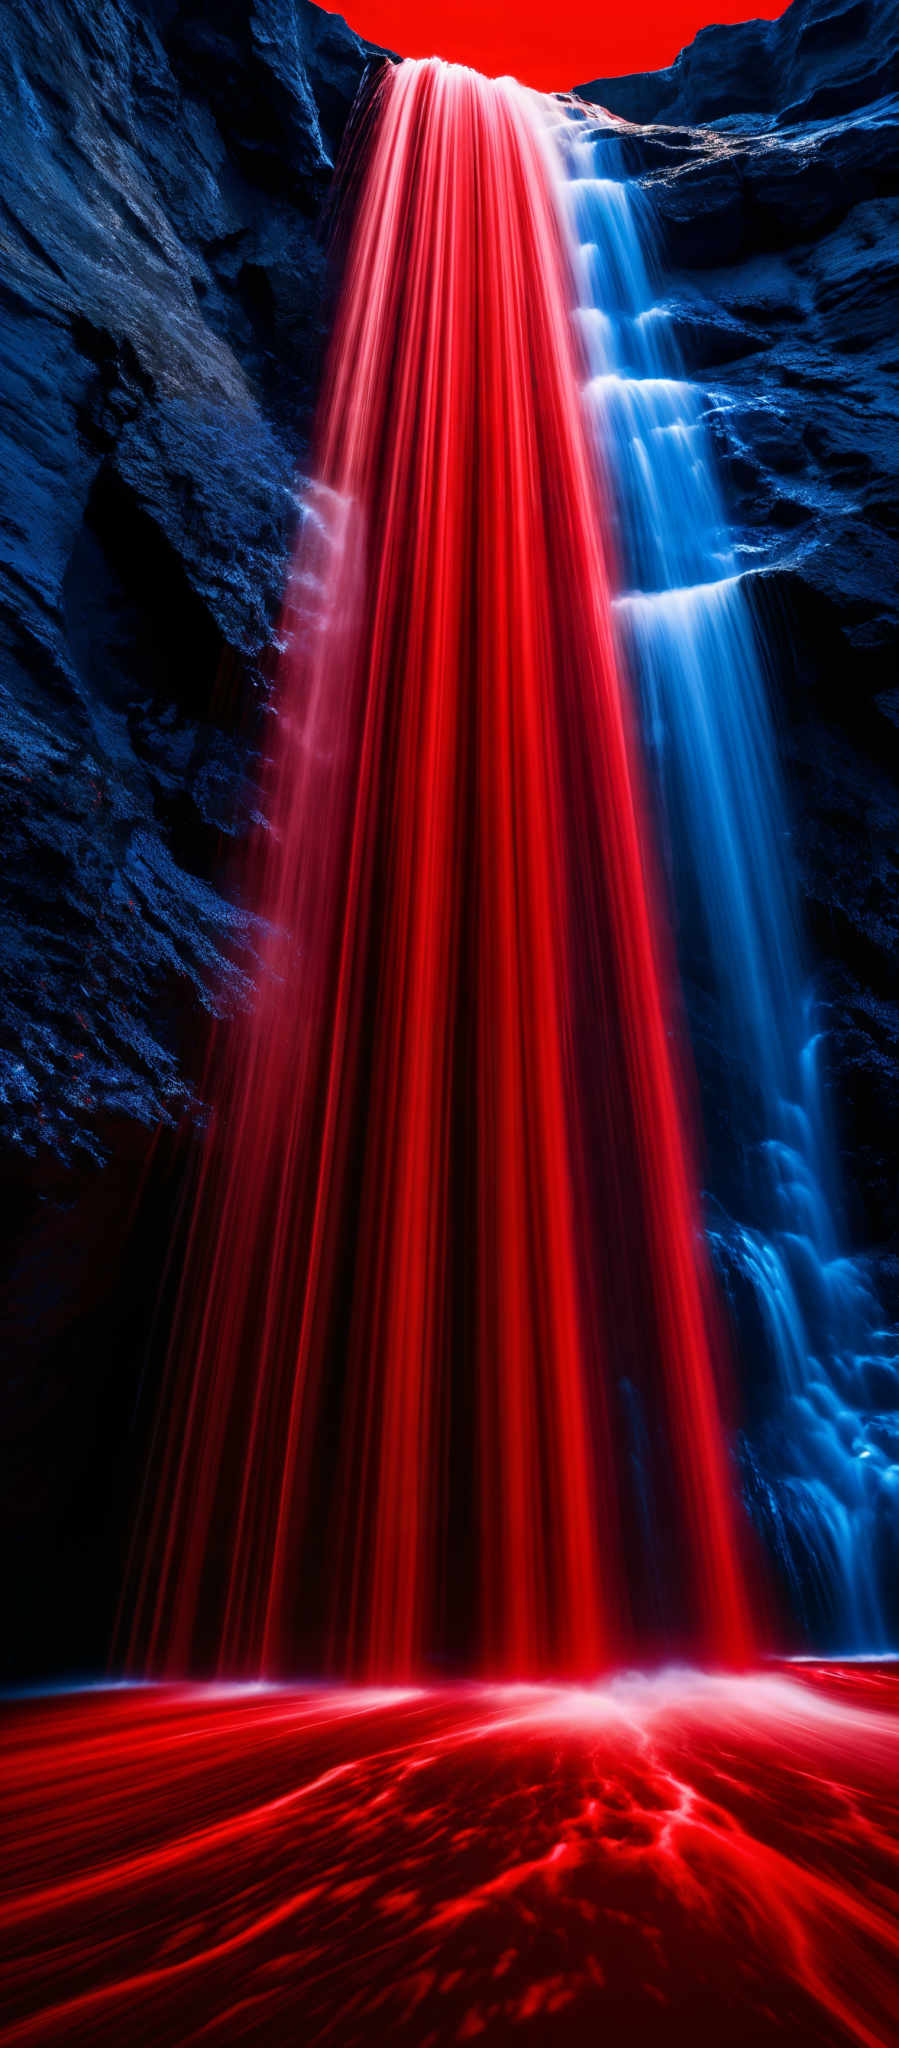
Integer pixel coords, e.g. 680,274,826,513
338,2,790,91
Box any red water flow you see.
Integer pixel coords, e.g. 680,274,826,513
5,1671,899,2047
123,60,750,1679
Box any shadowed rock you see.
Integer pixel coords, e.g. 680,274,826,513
577,0,899,129
0,0,381,1164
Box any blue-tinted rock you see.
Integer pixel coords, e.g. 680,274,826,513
577,0,899,129
0,0,379,1164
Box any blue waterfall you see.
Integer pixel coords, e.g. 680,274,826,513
548,104,897,1650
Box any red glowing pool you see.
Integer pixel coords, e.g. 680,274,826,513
2,1664,897,2045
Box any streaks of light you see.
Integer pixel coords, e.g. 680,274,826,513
121,57,749,1682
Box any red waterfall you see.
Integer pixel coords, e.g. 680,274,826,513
124,60,751,1679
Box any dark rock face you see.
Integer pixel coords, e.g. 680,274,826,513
578,0,899,129
0,0,381,1674
582,0,899,1272
0,0,378,1168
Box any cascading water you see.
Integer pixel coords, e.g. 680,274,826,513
120,59,752,1682
549,104,897,1649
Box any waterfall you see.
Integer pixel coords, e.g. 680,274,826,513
548,104,896,1649
120,60,751,1681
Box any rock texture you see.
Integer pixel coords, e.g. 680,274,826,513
578,0,899,128
581,0,899,1280
0,0,380,1170
0,0,383,1674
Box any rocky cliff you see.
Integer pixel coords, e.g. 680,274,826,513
579,0,899,126
0,0,382,1674
0,0,381,1170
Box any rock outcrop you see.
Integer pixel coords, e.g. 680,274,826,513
0,0,379,1170
578,0,899,129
